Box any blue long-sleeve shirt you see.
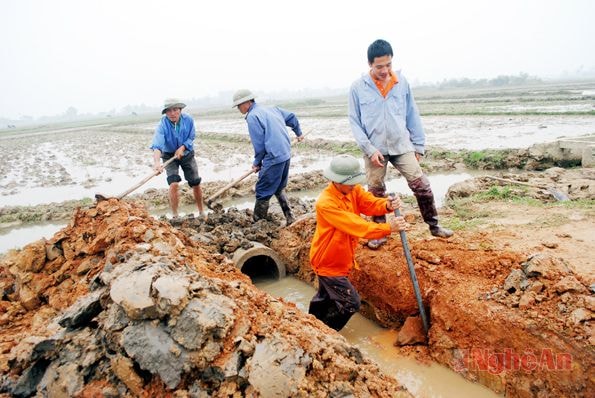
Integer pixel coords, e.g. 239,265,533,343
245,102,302,167
150,113,196,154
348,71,426,156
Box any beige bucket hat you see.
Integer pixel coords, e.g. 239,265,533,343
162,98,186,114
232,89,255,107
323,154,367,185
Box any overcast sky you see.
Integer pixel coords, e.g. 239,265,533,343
1,0,594,119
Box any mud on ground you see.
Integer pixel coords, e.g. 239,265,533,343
0,200,410,397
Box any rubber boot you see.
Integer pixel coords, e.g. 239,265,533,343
409,176,453,238
275,190,295,226
253,199,270,222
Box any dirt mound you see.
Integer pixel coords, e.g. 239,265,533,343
0,200,410,397
272,209,594,397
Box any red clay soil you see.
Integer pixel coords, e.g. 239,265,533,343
273,216,594,398
0,200,411,397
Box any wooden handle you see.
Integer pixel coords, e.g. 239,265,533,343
206,169,255,203
117,156,177,199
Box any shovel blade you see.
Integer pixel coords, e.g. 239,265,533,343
547,188,570,202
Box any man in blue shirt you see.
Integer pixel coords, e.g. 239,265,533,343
232,89,303,225
151,98,205,219
349,39,453,247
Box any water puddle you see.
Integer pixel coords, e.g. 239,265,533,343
0,172,473,254
0,222,65,254
255,276,500,398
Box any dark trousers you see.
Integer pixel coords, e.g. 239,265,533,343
255,160,290,200
308,276,361,331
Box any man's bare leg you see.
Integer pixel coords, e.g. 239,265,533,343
192,185,206,219
169,182,179,218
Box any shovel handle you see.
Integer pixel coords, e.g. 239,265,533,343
394,207,430,334
117,156,176,199
206,169,255,204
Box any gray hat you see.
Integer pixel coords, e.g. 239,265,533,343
323,154,367,185
232,89,255,107
162,98,186,114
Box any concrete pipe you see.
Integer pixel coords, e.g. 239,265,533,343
232,241,286,280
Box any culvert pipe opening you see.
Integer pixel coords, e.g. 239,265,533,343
232,242,286,281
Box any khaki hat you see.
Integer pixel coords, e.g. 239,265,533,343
232,89,255,107
323,154,367,185
162,98,186,114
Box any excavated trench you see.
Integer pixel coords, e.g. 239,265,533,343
0,181,592,397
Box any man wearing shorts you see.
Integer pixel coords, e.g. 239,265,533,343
151,98,205,219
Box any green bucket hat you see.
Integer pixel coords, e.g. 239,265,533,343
162,98,186,114
323,154,367,185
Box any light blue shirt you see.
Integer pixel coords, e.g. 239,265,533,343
150,113,195,154
348,71,426,156
245,102,302,167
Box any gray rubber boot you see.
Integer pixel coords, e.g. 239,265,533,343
253,199,270,222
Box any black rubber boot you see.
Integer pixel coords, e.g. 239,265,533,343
275,190,295,226
408,175,453,238
253,199,270,222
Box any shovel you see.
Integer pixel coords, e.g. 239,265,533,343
485,176,570,201
205,169,255,209
205,129,312,209
95,156,176,202
391,202,430,335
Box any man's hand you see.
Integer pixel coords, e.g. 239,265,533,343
251,164,261,173
389,216,408,232
153,162,164,174
174,145,186,159
415,152,422,162
297,134,304,142
386,194,402,212
370,150,385,168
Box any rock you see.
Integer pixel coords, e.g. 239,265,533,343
57,288,105,329
11,359,51,397
568,308,593,325
102,303,130,331
519,292,536,310
42,362,84,397
110,266,160,320
247,333,312,398
446,179,480,199
110,355,144,397
396,316,427,346
554,276,587,295
170,295,236,350
18,285,41,311
14,239,47,273
503,269,528,293
416,250,441,265
526,281,544,294
153,274,190,315
583,296,595,312
541,241,558,249
122,322,189,389
521,254,569,279
45,243,63,261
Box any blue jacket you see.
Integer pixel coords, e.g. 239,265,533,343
245,102,302,167
150,113,196,154
348,71,426,156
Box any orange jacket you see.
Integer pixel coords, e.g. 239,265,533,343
310,183,392,276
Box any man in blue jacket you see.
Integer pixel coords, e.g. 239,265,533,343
233,89,303,225
151,98,205,219
349,39,453,248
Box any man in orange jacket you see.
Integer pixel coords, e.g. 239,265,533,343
308,154,407,331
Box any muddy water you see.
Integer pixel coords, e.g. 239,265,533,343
200,115,595,149
0,172,473,254
0,222,64,253
255,276,501,398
